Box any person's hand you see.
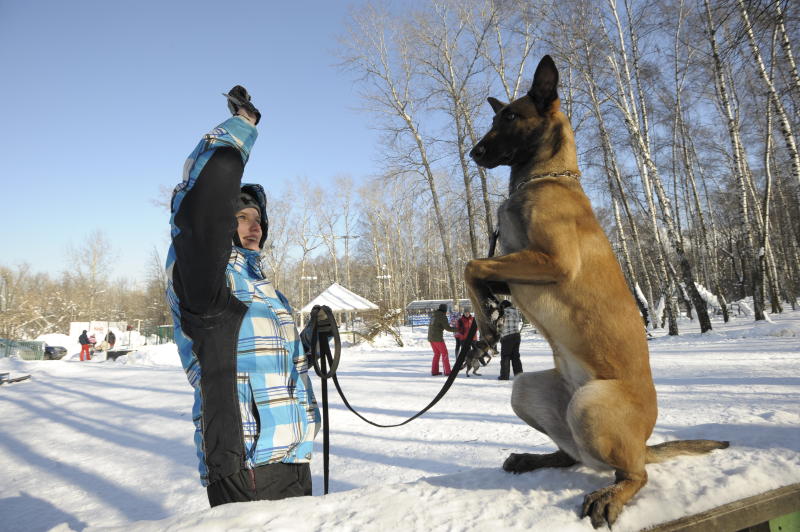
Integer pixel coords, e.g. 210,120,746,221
223,85,261,125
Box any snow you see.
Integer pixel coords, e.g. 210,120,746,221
693,282,720,309
2,311,799,531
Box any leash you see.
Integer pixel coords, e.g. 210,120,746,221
307,304,478,494
307,305,340,496
488,229,499,258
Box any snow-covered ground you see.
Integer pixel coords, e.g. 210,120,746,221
2,311,799,531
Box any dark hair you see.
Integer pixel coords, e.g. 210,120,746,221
438,303,448,312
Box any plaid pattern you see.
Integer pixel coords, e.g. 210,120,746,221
226,248,319,467
500,307,522,337
166,117,319,485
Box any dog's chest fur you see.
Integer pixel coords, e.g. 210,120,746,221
497,180,596,391
497,196,530,254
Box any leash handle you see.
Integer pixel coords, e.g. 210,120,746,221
310,305,341,378
307,304,340,495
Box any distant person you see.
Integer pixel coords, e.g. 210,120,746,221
428,303,456,376
105,330,116,349
454,310,475,356
165,86,319,507
498,300,523,380
78,330,91,361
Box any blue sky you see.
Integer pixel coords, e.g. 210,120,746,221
0,0,382,284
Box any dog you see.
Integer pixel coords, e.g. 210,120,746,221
460,307,502,377
462,342,493,376
465,55,728,528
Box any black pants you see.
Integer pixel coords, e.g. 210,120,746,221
500,333,523,378
207,462,312,507
455,338,462,356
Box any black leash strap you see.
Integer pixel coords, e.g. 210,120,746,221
308,305,340,495
329,327,473,428
308,305,478,494
488,229,499,258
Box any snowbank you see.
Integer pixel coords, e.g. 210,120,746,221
114,343,181,367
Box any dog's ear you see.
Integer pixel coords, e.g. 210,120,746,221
528,55,559,114
487,97,506,114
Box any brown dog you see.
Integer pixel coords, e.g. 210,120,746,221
465,55,728,528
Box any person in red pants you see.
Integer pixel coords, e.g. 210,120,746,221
78,330,91,361
427,304,456,376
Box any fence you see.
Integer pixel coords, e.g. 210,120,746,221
137,325,174,345
0,338,45,360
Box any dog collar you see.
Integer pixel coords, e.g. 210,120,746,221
513,170,581,194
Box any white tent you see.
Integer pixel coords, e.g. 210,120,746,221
300,283,379,314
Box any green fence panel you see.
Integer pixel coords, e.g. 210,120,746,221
0,339,45,360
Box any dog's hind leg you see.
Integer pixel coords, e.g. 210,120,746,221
567,379,656,528
503,369,582,473
504,449,576,473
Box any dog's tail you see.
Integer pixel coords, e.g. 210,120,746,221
645,439,729,464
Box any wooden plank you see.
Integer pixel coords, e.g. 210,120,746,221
647,483,800,531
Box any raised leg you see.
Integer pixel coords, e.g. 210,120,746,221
465,249,568,347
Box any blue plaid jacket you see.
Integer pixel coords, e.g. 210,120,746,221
166,116,320,486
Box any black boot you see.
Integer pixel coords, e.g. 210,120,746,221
498,358,510,380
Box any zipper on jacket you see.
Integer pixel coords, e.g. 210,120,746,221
228,303,249,473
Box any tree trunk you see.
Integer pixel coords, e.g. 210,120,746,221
737,0,800,197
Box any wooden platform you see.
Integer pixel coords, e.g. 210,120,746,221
647,483,800,531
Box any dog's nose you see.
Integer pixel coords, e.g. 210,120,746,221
470,145,485,160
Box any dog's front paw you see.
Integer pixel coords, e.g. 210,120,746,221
486,298,503,322
581,485,624,529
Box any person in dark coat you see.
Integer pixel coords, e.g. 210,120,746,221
427,303,456,376
498,300,523,380
105,330,116,349
78,330,91,361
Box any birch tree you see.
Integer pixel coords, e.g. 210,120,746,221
341,3,459,305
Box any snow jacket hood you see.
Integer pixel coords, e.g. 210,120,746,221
239,182,269,248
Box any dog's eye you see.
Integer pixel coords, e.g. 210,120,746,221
505,112,516,121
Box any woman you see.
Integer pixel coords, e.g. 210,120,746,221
427,303,456,376
165,86,320,506
454,310,475,356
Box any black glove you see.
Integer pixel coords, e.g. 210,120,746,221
223,85,261,125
